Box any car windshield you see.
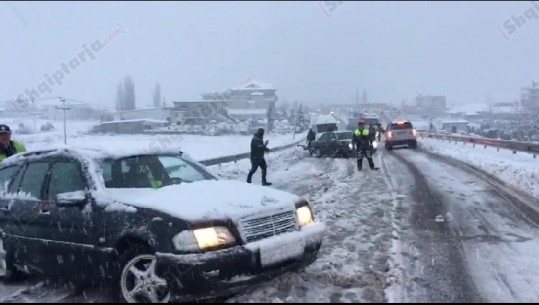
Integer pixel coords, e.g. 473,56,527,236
316,124,338,133
336,132,353,140
100,154,215,188
390,122,414,130
364,118,379,125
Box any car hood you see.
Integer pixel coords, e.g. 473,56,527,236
94,180,301,222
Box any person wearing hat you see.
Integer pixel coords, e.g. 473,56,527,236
247,128,272,186
352,120,379,171
0,125,26,162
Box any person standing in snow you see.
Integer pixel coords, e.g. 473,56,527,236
247,128,272,186
376,123,385,142
306,128,316,153
352,121,378,171
0,125,26,162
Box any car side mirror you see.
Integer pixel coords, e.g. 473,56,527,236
56,191,87,208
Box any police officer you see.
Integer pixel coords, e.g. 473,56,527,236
352,121,379,171
0,124,26,162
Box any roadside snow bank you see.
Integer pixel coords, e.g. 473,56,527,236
420,138,539,199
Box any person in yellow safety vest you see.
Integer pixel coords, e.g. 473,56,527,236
0,124,26,162
352,121,379,171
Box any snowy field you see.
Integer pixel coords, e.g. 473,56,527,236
5,118,306,161
419,137,539,199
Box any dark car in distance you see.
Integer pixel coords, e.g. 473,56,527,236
309,131,354,158
0,147,325,303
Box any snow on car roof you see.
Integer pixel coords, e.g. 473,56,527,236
2,144,186,166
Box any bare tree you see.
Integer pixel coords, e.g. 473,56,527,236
123,76,136,110
153,83,162,108
115,82,125,111
361,89,368,104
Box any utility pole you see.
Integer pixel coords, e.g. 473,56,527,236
56,97,71,145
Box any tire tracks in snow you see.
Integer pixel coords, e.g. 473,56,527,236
396,148,539,302
382,148,483,303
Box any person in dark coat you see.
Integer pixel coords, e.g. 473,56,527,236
352,121,378,171
247,128,272,185
306,128,316,153
375,123,385,142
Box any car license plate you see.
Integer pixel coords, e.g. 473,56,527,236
259,235,305,267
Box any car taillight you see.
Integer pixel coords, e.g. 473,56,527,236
413,129,417,137
387,131,393,138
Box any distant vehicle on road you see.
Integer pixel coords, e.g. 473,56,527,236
360,113,380,127
385,121,417,150
310,115,339,140
309,131,354,158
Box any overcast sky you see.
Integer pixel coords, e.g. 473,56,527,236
1,1,539,110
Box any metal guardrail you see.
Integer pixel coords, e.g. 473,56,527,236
199,136,307,166
419,132,539,158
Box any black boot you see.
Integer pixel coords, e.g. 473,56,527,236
261,165,271,185
262,175,272,185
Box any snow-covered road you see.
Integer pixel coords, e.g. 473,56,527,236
2,144,539,303
383,147,539,303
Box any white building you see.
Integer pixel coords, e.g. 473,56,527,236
441,120,469,133
111,107,184,124
202,80,278,121
521,81,539,114
227,108,267,121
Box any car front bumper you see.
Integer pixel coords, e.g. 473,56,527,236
386,139,416,146
155,223,325,302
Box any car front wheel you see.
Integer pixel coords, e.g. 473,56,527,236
0,238,26,282
117,247,171,303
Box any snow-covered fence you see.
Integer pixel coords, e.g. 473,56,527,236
419,132,539,158
199,137,306,167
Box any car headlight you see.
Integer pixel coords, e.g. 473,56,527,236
296,206,314,227
372,141,378,149
172,226,236,251
348,143,353,150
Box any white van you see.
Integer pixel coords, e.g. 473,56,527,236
311,114,338,140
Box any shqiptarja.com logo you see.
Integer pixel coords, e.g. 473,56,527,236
319,1,344,17
498,2,539,40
